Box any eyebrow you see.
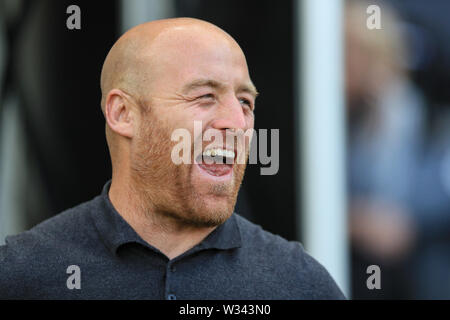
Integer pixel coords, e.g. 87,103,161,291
237,83,259,99
182,79,259,99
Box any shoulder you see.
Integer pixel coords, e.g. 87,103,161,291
2,196,100,252
234,213,300,256
0,197,102,298
233,214,346,299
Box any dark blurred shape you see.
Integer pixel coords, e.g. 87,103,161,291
346,0,422,299
347,0,450,299
391,0,450,107
3,0,117,227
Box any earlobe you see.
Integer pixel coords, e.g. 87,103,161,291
105,89,135,138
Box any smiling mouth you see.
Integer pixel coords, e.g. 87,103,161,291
196,147,235,177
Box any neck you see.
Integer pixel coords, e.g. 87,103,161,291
108,175,216,260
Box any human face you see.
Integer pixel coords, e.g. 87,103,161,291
130,28,256,227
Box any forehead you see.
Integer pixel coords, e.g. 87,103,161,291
146,27,251,89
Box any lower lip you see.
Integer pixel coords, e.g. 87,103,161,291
195,163,233,181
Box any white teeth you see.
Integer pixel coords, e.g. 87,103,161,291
202,148,235,158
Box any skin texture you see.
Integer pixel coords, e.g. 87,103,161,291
100,18,257,259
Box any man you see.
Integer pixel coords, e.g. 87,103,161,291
0,18,345,299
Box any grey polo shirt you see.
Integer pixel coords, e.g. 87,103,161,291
0,181,345,299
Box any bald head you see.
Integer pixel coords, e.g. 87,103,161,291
100,18,245,113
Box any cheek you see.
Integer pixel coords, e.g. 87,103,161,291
244,114,255,132
137,118,172,155
169,108,204,134
247,115,255,128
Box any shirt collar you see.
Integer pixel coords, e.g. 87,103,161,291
91,180,242,256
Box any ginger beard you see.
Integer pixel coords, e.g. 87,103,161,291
130,107,249,228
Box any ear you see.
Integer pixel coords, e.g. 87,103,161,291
104,89,136,138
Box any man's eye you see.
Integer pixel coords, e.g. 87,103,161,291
239,98,253,109
198,94,215,100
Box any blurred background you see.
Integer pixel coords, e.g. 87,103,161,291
1,0,450,299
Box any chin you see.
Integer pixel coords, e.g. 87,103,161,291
183,196,236,227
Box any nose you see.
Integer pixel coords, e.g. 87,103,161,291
211,96,248,131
